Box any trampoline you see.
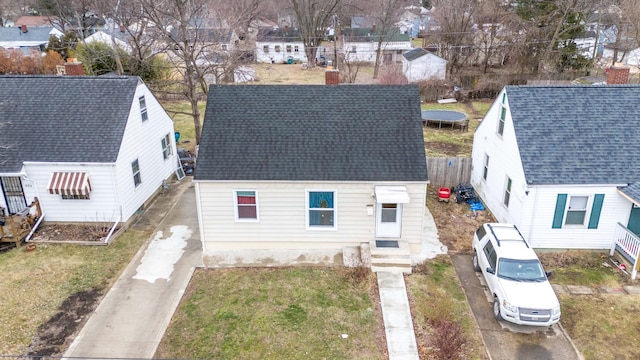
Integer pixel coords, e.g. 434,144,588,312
421,110,468,130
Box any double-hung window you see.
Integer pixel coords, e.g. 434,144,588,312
552,194,605,229
235,190,258,221
131,159,142,187
161,133,172,160
565,195,588,225
503,177,512,207
483,154,490,181
263,45,269,53
307,191,336,229
139,96,148,122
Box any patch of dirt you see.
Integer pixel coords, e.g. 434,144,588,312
425,141,462,156
427,187,495,253
33,224,116,242
26,288,103,357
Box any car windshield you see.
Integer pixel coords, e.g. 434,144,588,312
497,258,546,282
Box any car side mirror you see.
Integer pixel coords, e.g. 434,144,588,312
546,271,553,278
486,267,495,275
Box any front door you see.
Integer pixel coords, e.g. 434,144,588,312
376,203,402,238
1,177,27,214
628,204,640,236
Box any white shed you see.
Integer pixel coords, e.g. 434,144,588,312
402,48,447,82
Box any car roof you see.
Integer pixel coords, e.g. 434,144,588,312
484,223,539,260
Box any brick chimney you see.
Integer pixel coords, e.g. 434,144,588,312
64,58,84,76
325,69,339,85
20,24,28,33
606,63,630,85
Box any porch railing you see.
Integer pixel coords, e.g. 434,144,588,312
610,222,640,280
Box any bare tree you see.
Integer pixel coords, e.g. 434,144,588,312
287,0,342,68
428,0,480,76
362,0,404,79
140,0,262,144
472,0,512,73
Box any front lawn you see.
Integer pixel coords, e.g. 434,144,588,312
155,267,385,360
406,256,487,359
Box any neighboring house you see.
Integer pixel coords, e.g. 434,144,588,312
255,27,307,64
0,26,63,52
402,48,446,82
0,75,178,225
194,84,429,270
470,82,640,255
83,30,132,53
341,27,413,64
13,16,56,28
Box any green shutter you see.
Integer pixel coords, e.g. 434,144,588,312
588,194,605,229
552,194,567,229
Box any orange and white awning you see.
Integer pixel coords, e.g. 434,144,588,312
48,172,92,196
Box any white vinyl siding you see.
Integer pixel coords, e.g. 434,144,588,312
21,163,120,222
113,83,178,222
196,182,427,253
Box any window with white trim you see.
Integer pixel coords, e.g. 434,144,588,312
503,177,512,207
234,190,258,221
139,96,148,122
275,45,281,53
131,159,142,187
483,154,489,181
286,45,292,53
263,45,269,53
565,195,588,225
307,191,335,229
294,45,299,53
161,133,172,160
497,106,506,136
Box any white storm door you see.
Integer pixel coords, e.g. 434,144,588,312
376,203,402,238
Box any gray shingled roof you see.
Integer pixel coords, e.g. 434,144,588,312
506,85,640,186
195,84,427,182
0,76,140,173
256,28,301,42
403,48,428,61
0,26,56,43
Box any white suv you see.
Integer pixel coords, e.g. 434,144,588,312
472,223,561,326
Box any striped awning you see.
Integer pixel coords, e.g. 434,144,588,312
48,172,92,196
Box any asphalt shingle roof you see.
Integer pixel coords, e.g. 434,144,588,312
0,76,140,173
195,84,427,182
403,48,428,61
0,26,56,43
505,85,640,186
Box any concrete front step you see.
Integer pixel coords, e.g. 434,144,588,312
372,264,412,274
371,256,412,266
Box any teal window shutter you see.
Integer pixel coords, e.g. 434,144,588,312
588,194,605,229
552,194,567,229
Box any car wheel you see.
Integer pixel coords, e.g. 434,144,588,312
472,251,480,272
493,296,502,321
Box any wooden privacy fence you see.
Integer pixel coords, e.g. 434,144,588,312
427,157,472,188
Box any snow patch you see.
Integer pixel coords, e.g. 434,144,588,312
133,225,192,283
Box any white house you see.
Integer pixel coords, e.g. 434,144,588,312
0,26,63,52
341,27,413,64
0,75,178,225
402,48,446,82
470,83,640,269
83,30,132,53
255,27,307,64
194,84,430,272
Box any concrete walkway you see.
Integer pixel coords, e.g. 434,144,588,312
377,271,420,360
64,180,201,359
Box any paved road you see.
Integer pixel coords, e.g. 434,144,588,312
451,254,581,360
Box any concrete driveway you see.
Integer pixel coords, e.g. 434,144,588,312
451,254,581,360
